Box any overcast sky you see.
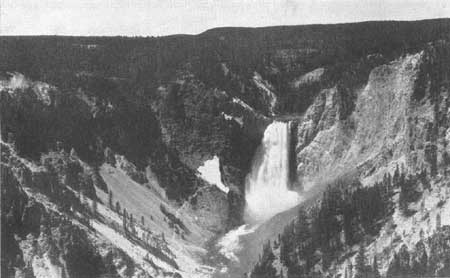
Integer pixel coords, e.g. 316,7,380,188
1,0,449,36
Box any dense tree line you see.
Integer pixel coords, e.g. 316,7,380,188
386,226,450,277
250,165,439,278
395,167,428,216
251,172,398,278
2,20,450,115
251,241,278,278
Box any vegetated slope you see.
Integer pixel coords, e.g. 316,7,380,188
247,40,450,278
1,139,218,278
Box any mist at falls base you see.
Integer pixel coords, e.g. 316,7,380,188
244,121,301,223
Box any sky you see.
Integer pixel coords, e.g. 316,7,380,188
1,0,449,36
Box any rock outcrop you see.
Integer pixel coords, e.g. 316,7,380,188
181,185,229,234
295,42,450,191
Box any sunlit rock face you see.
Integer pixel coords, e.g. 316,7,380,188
245,121,301,223
294,51,438,187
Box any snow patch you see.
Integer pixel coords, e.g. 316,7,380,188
221,63,230,76
221,112,244,127
232,97,255,112
292,67,324,88
222,113,233,121
197,156,229,193
253,72,277,115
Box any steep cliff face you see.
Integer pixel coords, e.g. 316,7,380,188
295,43,449,189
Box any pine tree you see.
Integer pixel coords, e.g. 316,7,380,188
398,244,411,276
348,262,353,278
343,203,355,245
115,201,121,214
444,151,450,165
393,164,400,186
372,255,381,278
92,197,97,215
436,213,441,229
130,213,135,234
123,208,128,233
56,141,63,152
296,207,310,256
108,190,113,209
78,172,91,196
250,240,277,278
141,215,145,226
399,180,409,215
280,237,287,265
412,241,428,275
354,244,368,278
387,253,401,277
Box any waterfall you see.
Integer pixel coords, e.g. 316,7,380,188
244,121,301,223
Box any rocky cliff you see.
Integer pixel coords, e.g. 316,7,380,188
295,41,450,191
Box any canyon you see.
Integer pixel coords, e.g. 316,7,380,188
2,18,450,278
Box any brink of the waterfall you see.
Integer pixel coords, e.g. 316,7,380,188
244,121,301,223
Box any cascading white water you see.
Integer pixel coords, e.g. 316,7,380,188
244,121,301,223
216,121,301,263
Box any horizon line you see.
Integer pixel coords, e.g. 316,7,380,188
2,17,449,39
